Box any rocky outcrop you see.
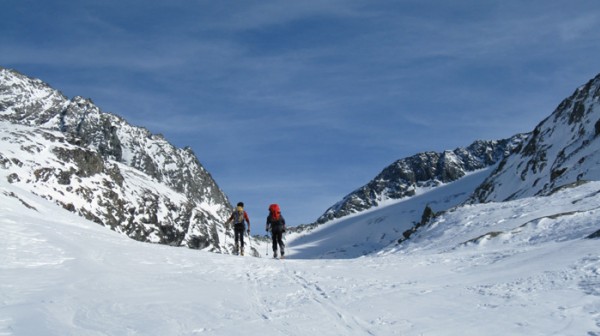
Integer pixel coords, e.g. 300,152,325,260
471,73,600,203
0,67,232,252
316,137,526,224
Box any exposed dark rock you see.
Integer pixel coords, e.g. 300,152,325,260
0,67,233,253
471,73,600,203
398,205,438,243
316,136,526,224
587,230,600,239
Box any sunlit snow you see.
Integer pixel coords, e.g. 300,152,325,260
2,175,599,335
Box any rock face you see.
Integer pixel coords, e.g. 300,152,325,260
0,67,232,252
471,73,600,203
316,136,526,224
315,72,600,231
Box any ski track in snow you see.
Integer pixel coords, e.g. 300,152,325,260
283,265,375,335
235,259,375,335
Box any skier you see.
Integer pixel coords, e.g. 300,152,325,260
266,204,286,258
225,202,250,256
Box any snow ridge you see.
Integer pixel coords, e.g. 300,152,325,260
472,73,600,202
315,135,527,225
292,72,600,261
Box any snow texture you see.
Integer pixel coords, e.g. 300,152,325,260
2,174,599,335
2,67,600,336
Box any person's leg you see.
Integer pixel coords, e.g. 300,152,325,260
278,234,285,256
240,228,245,249
239,227,245,255
272,231,278,256
234,227,241,253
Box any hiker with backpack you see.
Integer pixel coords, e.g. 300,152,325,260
225,202,250,256
266,204,286,258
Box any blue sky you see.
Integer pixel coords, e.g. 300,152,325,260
3,1,600,226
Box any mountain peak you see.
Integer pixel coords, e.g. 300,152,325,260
0,67,235,253
315,136,526,224
471,73,600,203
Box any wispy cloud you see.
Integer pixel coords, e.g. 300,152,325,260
3,0,600,224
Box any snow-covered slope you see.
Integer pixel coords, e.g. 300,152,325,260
293,73,600,260
315,137,526,224
472,73,600,202
0,67,234,252
1,66,599,335
288,168,493,259
2,170,599,335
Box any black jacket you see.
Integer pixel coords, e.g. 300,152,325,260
266,215,286,232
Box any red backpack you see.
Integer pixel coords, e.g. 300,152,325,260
269,204,281,220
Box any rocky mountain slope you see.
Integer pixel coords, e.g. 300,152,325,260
471,73,600,203
315,136,527,224
4,65,599,259
0,67,233,252
313,72,600,240
291,72,600,258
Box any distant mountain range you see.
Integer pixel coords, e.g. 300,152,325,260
2,66,599,256
288,72,600,258
315,136,527,224
307,72,600,241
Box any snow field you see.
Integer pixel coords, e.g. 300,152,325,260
2,177,600,335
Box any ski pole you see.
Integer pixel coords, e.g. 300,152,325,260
247,232,251,256
266,231,269,257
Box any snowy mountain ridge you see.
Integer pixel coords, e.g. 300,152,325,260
315,136,527,224
312,73,600,226
0,67,233,252
472,72,600,203
2,65,600,262
1,67,600,335
289,72,600,259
